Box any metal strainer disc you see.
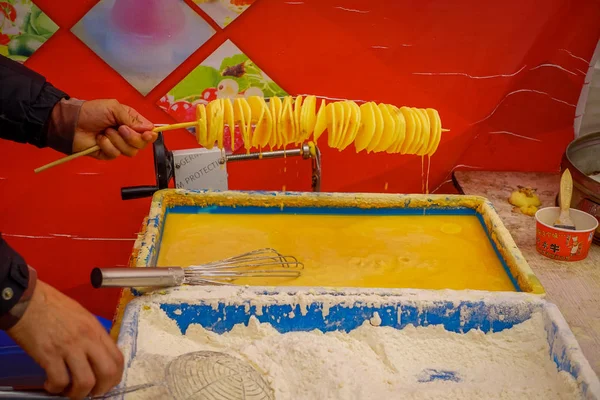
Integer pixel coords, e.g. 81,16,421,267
165,351,273,400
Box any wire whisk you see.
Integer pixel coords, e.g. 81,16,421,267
184,248,303,285
91,248,303,289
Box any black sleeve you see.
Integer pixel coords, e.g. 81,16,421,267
0,235,30,319
0,55,68,148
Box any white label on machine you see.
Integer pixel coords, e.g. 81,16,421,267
173,148,228,191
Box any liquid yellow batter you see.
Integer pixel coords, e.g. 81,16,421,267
157,213,516,291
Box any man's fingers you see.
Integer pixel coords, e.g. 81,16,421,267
117,125,150,150
110,101,154,133
104,128,138,157
88,345,122,397
142,130,158,143
98,330,125,373
43,358,70,394
94,325,124,385
96,134,121,160
65,353,96,400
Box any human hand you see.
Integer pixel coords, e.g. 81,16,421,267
73,99,157,160
6,280,124,400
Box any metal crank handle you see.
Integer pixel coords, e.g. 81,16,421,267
90,267,185,288
121,185,160,200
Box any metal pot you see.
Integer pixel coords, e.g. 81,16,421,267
560,131,600,244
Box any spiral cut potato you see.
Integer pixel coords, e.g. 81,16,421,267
195,96,443,156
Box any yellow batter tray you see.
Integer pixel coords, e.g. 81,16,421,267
110,189,544,339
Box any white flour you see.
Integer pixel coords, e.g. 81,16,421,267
122,304,581,400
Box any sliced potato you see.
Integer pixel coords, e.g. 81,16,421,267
222,98,235,151
270,96,282,148
426,108,442,156
399,106,415,154
205,100,215,150
234,98,252,150
387,105,406,154
195,104,208,147
247,96,263,123
354,102,376,152
218,97,441,154
415,108,431,156
394,106,407,153
285,96,296,145
340,101,361,150
372,103,395,152
325,103,334,147
366,102,385,153
206,99,224,150
384,104,399,153
279,96,294,145
335,101,352,149
259,98,273,148
247,96,267,147
326,102,340,148
240,98,253,144
216,99,225,150
300,95,317,142
313,99,328,141
292,95,303,143
407,107,423,154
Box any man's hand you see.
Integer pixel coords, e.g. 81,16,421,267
6,280,124,400
73,99,157,160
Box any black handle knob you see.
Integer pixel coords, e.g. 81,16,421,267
121,185,159,200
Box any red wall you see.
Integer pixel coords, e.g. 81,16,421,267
1,0,599,319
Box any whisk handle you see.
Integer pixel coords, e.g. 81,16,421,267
91,267,185,288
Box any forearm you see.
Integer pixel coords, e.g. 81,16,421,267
0,55,82,154
0,235,37,330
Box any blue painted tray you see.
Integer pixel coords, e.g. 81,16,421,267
114,287,600,399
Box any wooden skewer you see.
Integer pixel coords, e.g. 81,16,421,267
151,121,197,132
34,146,101,173
34,122,198,174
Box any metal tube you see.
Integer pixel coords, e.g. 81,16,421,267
225,144,310,163
91,267,185,288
